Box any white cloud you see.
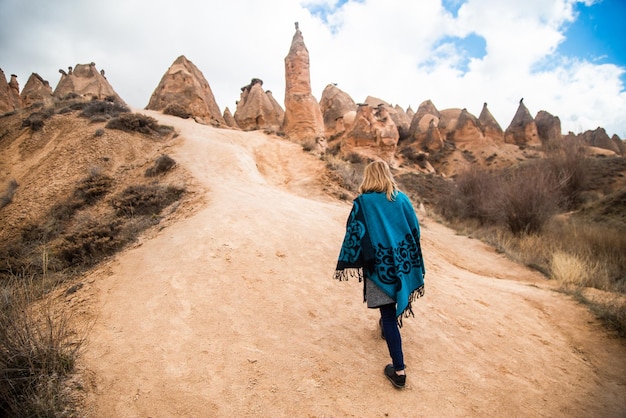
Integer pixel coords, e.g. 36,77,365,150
0,0,624,137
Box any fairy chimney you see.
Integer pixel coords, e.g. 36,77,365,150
0,69,22,112
282,23,326,151
478,103,504,142
234,78,283,132
147,55,225,126
535,110,562,145
342,103,399,165
21,73,54,107
504,98,540,146
223,107,238,128
319,83,357,138
53,62,125,104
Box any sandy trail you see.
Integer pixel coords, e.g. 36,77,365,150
77,113,626,417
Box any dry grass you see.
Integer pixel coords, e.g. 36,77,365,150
0,276,88,417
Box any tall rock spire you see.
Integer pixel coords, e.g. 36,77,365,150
282,23,326,151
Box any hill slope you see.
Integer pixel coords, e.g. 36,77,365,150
73,112,626,417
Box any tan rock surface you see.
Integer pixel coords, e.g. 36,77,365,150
535,110,562,145
504,99,540,146
282,25,325,149
478,102,504,142
20,72,54,107
234,79,283,132
69,111,626,417
53,63,124,103
0,69,22,112
342,103,399,165
146,55,225,126
319,84,357,138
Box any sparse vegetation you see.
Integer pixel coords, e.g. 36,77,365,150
112,183,184,217
163,104,191,119
0,276,87,416
0,179,18,209
145,154,176,177
428,147,626,335
105,113,174,137
21,108,55,131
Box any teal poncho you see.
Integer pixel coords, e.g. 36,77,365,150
334,191,425,320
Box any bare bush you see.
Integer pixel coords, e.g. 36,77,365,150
106,113,174,137
112,183,185,217
163,104,191,119
496,164,560,234
0,179,18,209
80,100,129,119
0,277,86,416
437,166,499,225
145,155,176,177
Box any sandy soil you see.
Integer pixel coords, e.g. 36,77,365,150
73,112,626,417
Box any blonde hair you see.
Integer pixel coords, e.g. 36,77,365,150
358,160,398,200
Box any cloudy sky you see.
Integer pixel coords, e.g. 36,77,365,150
1,0,624,137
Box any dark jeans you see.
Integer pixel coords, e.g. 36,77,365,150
380,303,405,371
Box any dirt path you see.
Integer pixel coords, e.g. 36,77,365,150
76,113,626,417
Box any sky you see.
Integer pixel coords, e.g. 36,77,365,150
1,0,625,138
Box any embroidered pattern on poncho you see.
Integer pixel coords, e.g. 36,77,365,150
334,192,425,321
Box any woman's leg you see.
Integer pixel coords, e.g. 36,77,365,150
379,303,404,371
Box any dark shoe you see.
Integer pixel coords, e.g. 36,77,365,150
384,364,406,389
379,318,385,340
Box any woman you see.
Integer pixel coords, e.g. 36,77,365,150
334,160,425,389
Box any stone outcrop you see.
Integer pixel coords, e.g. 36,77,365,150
53,62,125,104
478,103,504,142
0,69,23,112
408,100,440,140
449,108,486,146
364,96,410,141
223,107,238,128
319,84,357,138
612,134,625,156
234,78,283,132
504,99,540,146
146,55,225,126
282,24,326,150
342,103,399,165
21,73,53,107
535,110,562,145
581,127,620,155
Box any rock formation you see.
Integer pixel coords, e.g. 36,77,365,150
146,55,225,126
0,69,23,112
342,103,399,165
448,108,486,146
612,134,625,156
319,83,357,138
478,103,504,142
364,96,410,141
223,107,238,128
53,62,125,103
535,110,562,145
580,127,620,155
408,100,441,140
504,99,540,146
21,73,53,107
234,78,283,132
282,24,326,151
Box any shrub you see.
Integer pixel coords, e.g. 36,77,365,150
145,155,176,177
21,108,54,131
163,104,191,119
112,183,185,217
80,100,129,119
0,179,18,209
105,113,174,136
0,277,86,416
74,171,113,204
437,166,499,225
55,218,125,266
496,164,560,234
